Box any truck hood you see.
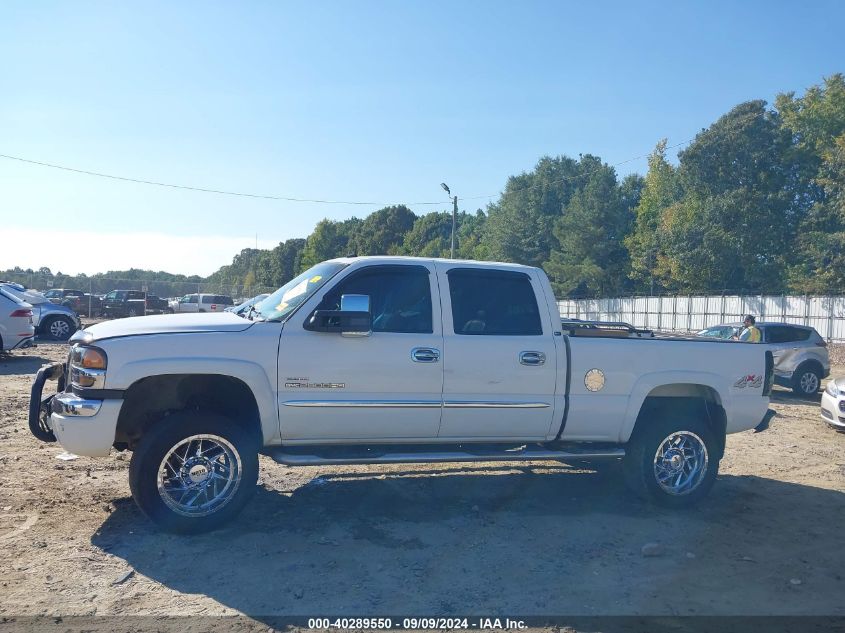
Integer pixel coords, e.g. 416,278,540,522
80,312,254,341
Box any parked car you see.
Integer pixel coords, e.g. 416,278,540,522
696,322,829,395
44,288,86,304
101,290,169,318
169,293,234,313
225,293,270,316
0,287,35,351
0,283,81,340
60,293,104,318
821,377,845,431
30,256,771,533
145,295,170,314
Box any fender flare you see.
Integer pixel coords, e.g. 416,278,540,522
619,370,731,443
110,357,278,444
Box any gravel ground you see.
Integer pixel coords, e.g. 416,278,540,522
1,340,843,626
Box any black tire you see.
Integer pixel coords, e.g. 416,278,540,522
128,412,259,534
41,315,75,341
623,410,720,508
127,307,139,317
792,363,821,396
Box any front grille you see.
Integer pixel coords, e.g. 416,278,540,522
839,401,845,413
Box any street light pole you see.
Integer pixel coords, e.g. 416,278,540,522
441,183,457,259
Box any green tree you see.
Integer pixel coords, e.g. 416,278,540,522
256,238,306,287
351,205,416,255
659,101,798,292
777,74,845,292
400,209,488,259
625,140,680,292
544,156,633,297
299,217,361,269
483,156,584,267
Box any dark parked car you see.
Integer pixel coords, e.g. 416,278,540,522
101,290,170,318
60,293,103,317
43,288,86,304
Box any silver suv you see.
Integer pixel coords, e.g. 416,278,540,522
697,322,829,396
0,283,81,341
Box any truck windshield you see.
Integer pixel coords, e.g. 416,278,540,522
254,262,347,322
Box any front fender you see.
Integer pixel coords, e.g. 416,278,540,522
619,370,731,443
108,357,278,444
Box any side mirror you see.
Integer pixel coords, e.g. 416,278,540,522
305,294,372,337
340,294,371,338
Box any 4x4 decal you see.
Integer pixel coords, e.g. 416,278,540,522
734,374,763,389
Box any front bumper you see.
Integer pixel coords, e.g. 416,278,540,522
29,362,121,456
821,390,845,430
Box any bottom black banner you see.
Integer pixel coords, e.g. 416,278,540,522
1,616,844,633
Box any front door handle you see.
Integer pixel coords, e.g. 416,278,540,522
412,347,441,363
519,351,546,366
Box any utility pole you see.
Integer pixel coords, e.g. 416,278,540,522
441,183,458,258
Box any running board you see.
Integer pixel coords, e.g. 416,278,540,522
267,444,625,467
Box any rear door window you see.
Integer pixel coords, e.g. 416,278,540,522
447,269,542,336
765,326,809,343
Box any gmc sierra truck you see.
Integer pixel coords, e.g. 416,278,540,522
29,257,773,533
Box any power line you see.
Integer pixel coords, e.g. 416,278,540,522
0,108,767,208
0,153,444,206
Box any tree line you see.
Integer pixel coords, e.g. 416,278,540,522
6,75,843,300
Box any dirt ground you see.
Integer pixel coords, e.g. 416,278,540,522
1,338,844,624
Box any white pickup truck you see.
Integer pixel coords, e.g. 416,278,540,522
29,257,773,533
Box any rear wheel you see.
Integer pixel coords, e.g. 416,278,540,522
623,413,719,507
792,364,821,396
129,412,259,533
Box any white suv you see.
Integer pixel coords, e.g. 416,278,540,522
168,293,234,313
0,287,35,351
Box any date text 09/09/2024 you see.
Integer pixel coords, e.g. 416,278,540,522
306,618,528,629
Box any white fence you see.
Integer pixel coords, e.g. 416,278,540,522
558,295,845,342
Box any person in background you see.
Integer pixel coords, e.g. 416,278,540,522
738,314,762,342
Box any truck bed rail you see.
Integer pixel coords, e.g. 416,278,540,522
560,318,654,338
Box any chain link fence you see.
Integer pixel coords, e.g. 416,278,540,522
558,294,845,342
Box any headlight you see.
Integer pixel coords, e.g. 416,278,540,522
826,381,840,397
69,345,107,389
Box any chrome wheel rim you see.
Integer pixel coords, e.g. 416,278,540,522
157,434,242,517
800,372,819,394
653,431,709,496
50,319,69,338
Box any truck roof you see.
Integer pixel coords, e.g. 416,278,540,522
326,255,539,271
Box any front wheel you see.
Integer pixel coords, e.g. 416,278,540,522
623,415,719,507
129,412,259,533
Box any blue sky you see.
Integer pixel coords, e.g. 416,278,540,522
2,0,843,275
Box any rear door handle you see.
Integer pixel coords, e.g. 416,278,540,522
519,351,546,366
412,347,440,363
